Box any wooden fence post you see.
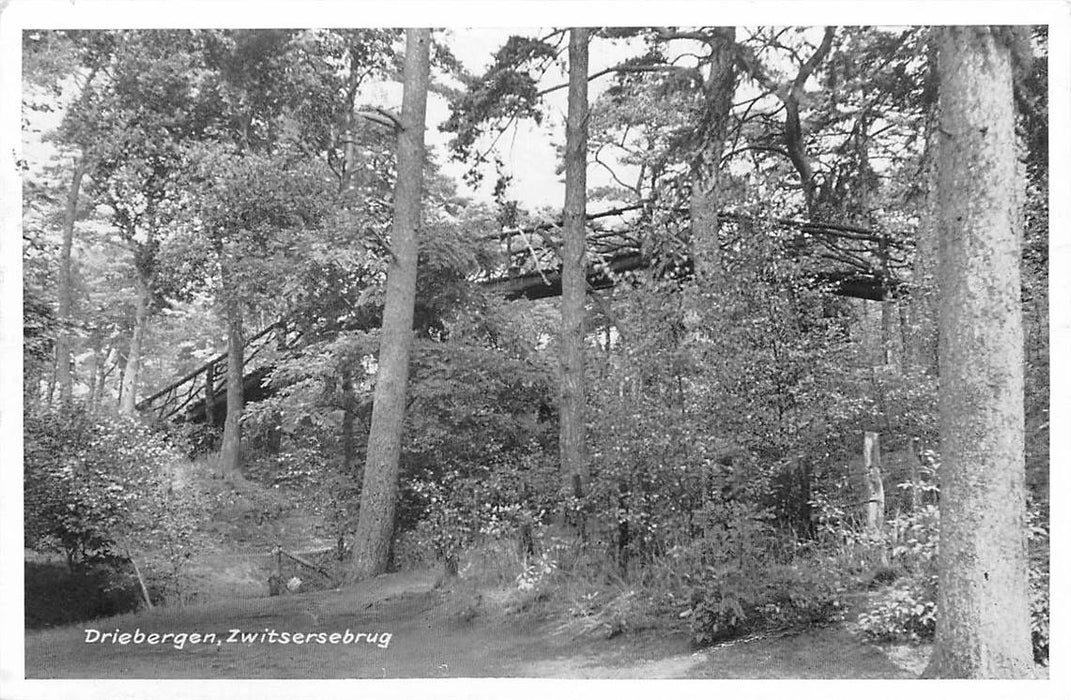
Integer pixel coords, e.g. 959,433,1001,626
864,431,886,532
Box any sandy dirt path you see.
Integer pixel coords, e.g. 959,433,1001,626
26,568,918,679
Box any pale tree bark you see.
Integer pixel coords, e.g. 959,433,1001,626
93,346,117,413
923,26,1034,679
350,28,430,580
559,28,589,507
118,272,150,414
54,157,87,408
52,63,101,407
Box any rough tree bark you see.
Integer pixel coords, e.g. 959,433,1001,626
923,26,1034,679
689,27,736,285
349,28,430,580
559,27,590,508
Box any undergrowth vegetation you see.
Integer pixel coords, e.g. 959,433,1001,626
24,408,208,600
24,407,299,609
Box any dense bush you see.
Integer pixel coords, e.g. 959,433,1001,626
685,561,842,644
402,446,557,567
857,573,937,643
25,559,143,629
674,503,842,644
24,408,210,603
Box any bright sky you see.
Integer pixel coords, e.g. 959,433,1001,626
364,27,641,211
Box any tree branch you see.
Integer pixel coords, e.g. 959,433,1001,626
738,27,836,213
537,62,698,97
357,107,402,131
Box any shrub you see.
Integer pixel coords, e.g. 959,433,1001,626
888,503,940,574
503,551,559,615
25,559,143,629
402,448,555,570
684,561,841,645
858,496,1049,665
24,408,210,604
857,573,937,643
558,586,647,639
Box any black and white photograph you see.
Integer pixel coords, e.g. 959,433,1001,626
1,1,1067,697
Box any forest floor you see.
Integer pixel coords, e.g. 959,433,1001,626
25,459,937,680
25,564,927,679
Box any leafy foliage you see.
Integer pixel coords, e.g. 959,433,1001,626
21,28,1048,661
686,561,841,645
857,573,937,643
443,33,561,178
855,475,1049,664
24,409,211,602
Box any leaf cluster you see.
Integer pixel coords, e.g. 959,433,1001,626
442,34,560,170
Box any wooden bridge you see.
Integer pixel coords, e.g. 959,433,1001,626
481,205,903,302
135,321,304,424
137,207,907,424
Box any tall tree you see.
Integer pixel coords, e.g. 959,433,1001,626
23,32,107,407
185,147,329,476
199,29,296,473
923,25,1034,679
559,28,590,510
687,27,736,284
350,28,431,579
55,32,208,414
191,28,379,473
54,158,87,406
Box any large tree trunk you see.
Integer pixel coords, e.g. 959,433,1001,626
689,27,736,285
118,273,150,414
559,28,589,508
349,28,430,580
923,26,1034,679
54,157,87,408
219,299,244,477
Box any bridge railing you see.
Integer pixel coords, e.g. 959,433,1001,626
136,321,303,423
